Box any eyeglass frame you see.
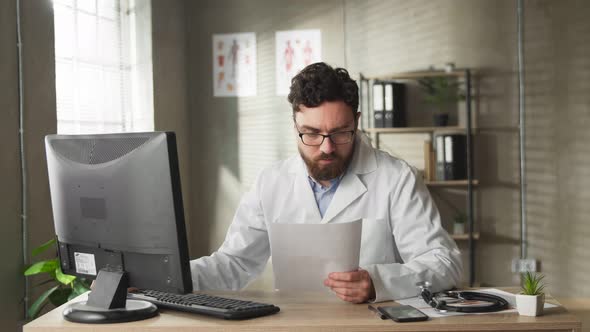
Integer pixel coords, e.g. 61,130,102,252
294,122,356,146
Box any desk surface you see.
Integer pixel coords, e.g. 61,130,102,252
24,288,582,332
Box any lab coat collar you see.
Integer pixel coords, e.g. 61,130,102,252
288,130,377,223
347,130,377,175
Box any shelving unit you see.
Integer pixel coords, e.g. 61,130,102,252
359,68,477,286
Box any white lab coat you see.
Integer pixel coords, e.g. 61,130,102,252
191,132,463,301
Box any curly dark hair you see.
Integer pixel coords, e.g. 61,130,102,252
288,62,359,117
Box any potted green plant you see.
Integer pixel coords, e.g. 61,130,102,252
515,271,546,316
453,212,466,235
418,76,465,126
23,239,91,319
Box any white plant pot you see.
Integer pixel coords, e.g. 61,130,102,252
453,223,465,235
515,293,545,316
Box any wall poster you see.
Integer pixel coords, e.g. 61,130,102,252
275,29,322,96
213,33,257,97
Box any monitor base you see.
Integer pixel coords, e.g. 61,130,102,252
63,299,158,324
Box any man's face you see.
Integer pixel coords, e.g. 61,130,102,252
294,101,359,181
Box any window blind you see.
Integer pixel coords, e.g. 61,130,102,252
53,0,153,134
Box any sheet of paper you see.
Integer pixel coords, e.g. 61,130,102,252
269,220,362,291
397,288,559,318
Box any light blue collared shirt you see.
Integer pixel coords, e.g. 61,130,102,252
307,176,343,218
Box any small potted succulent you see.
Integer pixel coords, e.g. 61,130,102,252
515,271,546,316
453,212,467,235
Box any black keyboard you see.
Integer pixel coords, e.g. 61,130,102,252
128,289,280,320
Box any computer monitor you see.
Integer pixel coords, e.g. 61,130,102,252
45,131,192,323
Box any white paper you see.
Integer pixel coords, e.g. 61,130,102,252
397,288,559,318
270,220,362,291
275,29,322,96
212,33,257,97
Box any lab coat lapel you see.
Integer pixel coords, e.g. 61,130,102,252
321,173,366,224
321,131,376,224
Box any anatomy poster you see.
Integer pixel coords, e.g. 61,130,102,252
212,33,257,97
275,30,322,96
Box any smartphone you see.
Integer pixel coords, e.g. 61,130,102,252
377,305,429,322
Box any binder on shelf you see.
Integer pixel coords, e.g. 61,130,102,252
435,136,445,181
423,140,435,181
383,82,406,128
435,134,467,181
372,83,384,128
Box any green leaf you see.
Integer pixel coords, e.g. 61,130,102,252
27,285,59,319
32,238,56,257
78,278,92,289
68,288,81,301
33,279,56,288
73,279,91,294
418,76,464,106
521,272,546,295
68,280,90,301
24,259,59,276
48,287,72,307
55,267,76,285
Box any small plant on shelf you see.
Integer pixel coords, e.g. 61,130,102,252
452,212,467,235
516,271,546,316
418,76,465,126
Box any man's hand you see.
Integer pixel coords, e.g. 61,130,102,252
323,269,376,303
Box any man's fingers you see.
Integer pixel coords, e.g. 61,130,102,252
324,279,361,289
328,271,362,282
333,291,353,302
330,287,362,297
326,269,374,304
332,290,365,304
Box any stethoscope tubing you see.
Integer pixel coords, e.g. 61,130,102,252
422,290,510,313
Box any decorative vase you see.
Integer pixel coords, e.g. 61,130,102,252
453,223,465,235
515,293,545,316
433,113,449,126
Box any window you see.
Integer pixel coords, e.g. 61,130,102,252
53,0,153,134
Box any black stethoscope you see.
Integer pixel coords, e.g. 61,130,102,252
416,282,509,313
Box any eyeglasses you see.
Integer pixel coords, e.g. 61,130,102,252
295,123,355,146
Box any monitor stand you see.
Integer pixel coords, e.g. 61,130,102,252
62,269,158,323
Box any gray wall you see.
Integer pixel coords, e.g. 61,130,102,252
0,0,57,330
152,0,191,245
518,0,590,297
20,0,59,293
185,0,346,262
185,0,347,288
184,0,590,296
0,0,24,329
346,0,521,287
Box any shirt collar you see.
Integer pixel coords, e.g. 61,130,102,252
308,173,344,191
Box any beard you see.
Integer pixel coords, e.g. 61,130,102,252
299,145,354,181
